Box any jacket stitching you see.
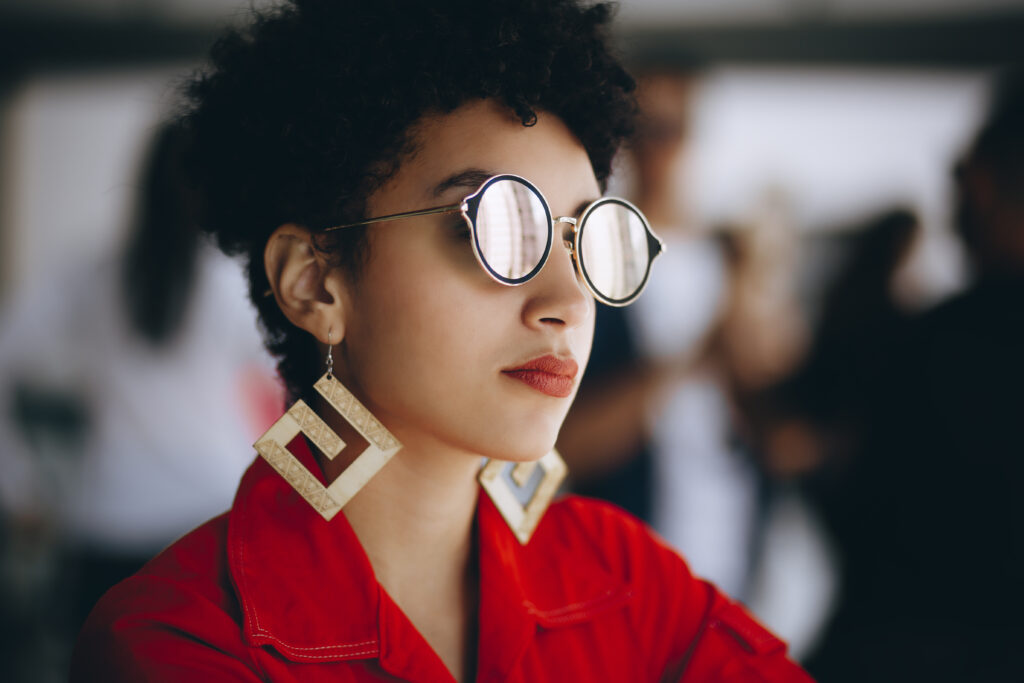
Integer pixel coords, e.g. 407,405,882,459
237,519,379,654
250,631,379,652
262,646,380,661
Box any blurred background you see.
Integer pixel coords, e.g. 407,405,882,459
1,1,1023,681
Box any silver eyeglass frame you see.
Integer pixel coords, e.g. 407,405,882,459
323,173,664,307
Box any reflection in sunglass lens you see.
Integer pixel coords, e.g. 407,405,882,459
578,201,651,303
474,179,550,282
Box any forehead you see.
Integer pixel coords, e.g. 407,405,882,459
367,99,600,215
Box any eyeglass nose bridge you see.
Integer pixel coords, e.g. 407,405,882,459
552,216,589,294
555,216,578,252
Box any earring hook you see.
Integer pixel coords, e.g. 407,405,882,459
326,330,334,379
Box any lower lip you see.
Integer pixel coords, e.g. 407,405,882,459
502,370,574,398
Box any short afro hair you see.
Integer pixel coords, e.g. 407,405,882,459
183,0,636,402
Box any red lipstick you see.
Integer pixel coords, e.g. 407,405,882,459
502,355,579,398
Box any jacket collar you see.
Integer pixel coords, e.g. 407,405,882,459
228,438,629,674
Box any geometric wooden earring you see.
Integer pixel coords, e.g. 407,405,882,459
478,449,568,544
254,371,403,521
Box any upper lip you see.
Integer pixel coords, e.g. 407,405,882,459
503,354,579,378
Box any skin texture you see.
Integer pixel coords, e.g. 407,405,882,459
264,98,600,681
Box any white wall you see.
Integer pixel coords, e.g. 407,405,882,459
684,66,992,303
1,65,191,300
0,65,995,309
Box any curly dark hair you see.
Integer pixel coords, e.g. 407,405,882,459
183,0,636,403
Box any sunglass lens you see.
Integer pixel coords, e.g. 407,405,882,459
474,178,551,283
578,201,652,303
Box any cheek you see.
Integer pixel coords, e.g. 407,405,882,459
342,236,501,414
341,230,598,459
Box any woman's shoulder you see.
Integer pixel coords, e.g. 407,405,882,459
70,512,262,681
112,511,234,605
542,494,684,571
539,495,814,682
532,494,708,619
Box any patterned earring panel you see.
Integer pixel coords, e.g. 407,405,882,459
479,450,567,544
254,372,402,521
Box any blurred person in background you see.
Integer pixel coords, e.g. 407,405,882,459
801,72,1024,682
557,67,712,524
558,65,826,633
0,122,279,681
761,208,921,480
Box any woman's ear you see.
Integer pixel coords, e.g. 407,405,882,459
264,223,347,344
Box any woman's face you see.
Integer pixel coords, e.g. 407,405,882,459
334,99,599,462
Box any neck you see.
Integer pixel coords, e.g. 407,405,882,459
306,359,485,680
309,378,482,584
313,409,483,681
329,441,481,595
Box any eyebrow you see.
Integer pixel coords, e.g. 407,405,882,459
431,168,600,218
571,198,596,218
430,168,497,198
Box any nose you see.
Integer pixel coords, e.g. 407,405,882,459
520,232,592,330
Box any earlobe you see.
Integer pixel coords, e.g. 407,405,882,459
264,223,346,344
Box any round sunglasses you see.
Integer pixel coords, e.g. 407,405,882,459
324,174,664,306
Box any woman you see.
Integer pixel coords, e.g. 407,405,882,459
71,1,812,680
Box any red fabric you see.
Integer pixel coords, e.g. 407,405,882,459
72,439,814,682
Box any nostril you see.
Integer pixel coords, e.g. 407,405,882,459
539,317,565,325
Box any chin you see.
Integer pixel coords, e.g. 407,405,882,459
438,405,565,462
475,433,556,464
495,447,552,464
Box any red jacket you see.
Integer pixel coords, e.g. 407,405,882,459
72,440,813,682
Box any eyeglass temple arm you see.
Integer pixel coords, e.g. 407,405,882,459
323,203,463,232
